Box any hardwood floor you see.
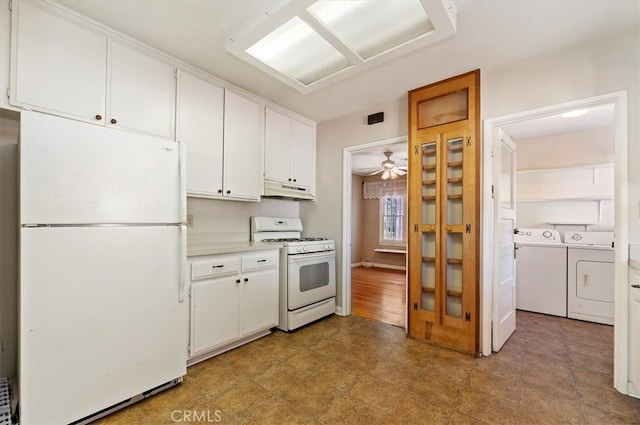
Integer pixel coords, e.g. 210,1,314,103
351,266,406,327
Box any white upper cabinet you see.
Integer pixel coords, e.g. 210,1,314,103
223,90,262,201
177,70,224,197
177,70,261,201
108,41,175,139
10,1,175,139
291,120,316,190
264,107,316,190
11,1,107,121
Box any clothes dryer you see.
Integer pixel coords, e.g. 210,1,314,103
565,231,615,325
515,228,567,317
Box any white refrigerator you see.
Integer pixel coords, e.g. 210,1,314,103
19,111,188,424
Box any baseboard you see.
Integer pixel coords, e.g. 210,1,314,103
370,263,406,271
352,262,405,271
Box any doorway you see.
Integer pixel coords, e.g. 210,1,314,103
482,91,629,395
342,136,408,328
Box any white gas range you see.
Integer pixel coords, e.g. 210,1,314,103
251,217,336,331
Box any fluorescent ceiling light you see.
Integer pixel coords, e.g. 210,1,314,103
308,0,435,60
226,0,456,94
561,108,589,118
247,17,351,85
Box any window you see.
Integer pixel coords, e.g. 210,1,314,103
380,195,406,244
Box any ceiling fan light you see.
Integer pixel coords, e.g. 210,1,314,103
381,170,390,180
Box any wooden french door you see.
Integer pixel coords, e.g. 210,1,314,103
408,70,480,355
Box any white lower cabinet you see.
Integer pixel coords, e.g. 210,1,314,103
188,249,279,364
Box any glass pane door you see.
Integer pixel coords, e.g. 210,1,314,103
445,135,464,318
420,141,437,312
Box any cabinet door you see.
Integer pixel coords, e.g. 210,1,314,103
223,89,261,201
191,277,241,355
241,268,279,336
108,40,175,139
264,107,293,184
291,119,316,189
11,1,107,123
177,71,224,197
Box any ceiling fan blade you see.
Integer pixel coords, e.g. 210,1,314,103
367,169,384,175
397,166,408,170
393,168,407,176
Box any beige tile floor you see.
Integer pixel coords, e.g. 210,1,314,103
96,311,640,424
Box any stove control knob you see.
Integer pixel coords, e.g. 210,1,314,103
303,246,308,252
296,247,302,253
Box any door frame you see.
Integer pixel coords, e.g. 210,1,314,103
481,91,629,394
340,135,407,323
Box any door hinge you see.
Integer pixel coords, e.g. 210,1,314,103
413,302,418,311
174,69,178,79
414,145,419,155
465,312,471,322
465,224,471,233
6,87,9,99
414,223,418,233
491,184,494,199
466,136,471,146
8,0,12,12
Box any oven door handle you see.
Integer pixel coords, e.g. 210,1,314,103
288,251,335,262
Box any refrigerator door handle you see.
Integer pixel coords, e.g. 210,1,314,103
178,141,187,223
179,223,187,302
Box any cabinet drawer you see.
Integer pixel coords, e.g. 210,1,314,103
191,257,240,280
242,252,279,272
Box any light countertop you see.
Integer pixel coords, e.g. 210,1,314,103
187,241,282,257
630,244,640,271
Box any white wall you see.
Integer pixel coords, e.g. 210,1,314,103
302,25,639,311
483,25,639,240
299,98,408,307
515,126,614,171
351,174,364,264
187,197,299,243
0,112,19,378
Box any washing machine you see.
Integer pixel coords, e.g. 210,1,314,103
565,231,615,325
515,228,567,317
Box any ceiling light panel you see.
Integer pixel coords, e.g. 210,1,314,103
308,0,434,60
247,17,351,85
226,0,456,93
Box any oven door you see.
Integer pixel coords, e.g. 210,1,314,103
287,251,336,310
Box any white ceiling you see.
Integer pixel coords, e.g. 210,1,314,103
56,0,639,124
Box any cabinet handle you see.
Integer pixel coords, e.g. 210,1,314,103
288,178,292,182
244,278,249,282
212,265,224,269
217,189,223,194
236,279,241,284
95,114,102,121
257,259,267,263
110,118,117,124
226,190,231,194
293,178,297,182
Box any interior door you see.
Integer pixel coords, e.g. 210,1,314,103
492,128,517,351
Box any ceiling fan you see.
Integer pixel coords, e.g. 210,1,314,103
368,151,407,180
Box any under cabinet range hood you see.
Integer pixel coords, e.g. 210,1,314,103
263,180,315,200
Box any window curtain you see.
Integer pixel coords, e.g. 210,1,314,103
363,181,407,199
